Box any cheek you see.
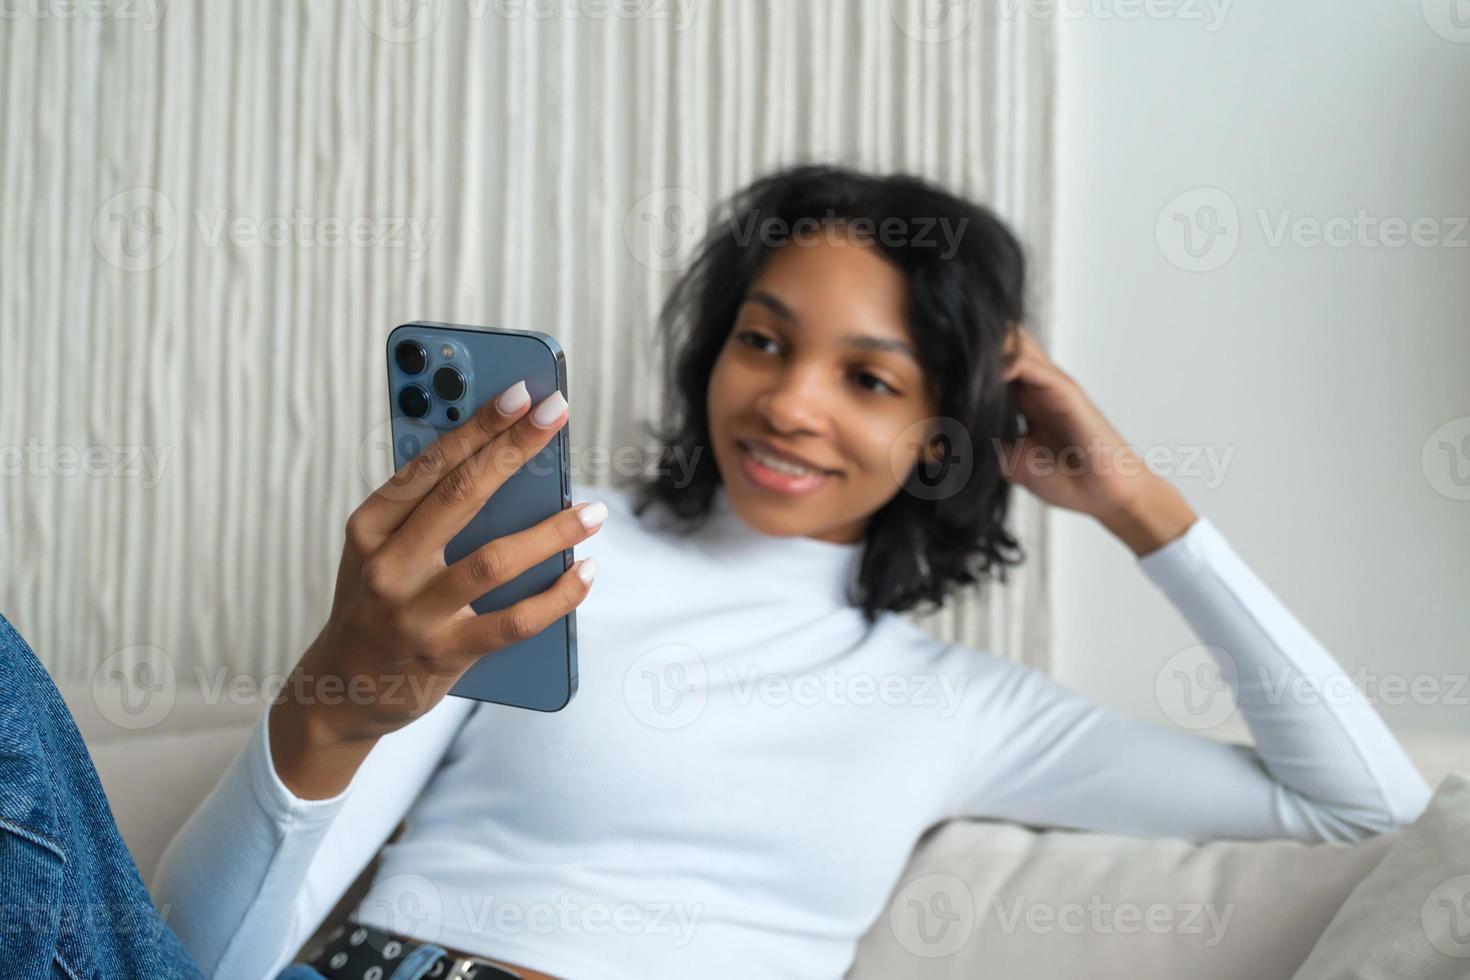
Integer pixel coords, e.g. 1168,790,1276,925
853,403,946,483
705,350,734,430
706,347,756,423
839,417,912,482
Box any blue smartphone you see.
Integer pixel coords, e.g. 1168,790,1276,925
385,321,578,711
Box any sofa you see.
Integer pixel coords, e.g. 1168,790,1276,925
62,682,1470,979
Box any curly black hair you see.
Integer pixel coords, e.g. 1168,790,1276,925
626,163,1029,624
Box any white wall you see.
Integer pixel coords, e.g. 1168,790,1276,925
1052,1,1470,736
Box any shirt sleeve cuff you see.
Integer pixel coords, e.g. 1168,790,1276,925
246,700,353,827
1135,515,1229,587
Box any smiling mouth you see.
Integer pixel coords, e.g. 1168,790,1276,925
735,437,840,478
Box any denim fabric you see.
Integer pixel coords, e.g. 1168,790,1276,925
0,612,204,979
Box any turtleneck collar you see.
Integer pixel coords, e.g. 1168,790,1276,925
697,482,865,608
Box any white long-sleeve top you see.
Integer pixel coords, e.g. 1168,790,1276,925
153,481,1430,980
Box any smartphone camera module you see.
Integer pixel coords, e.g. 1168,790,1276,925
395,340,428,376
398,384,431,418
432,365,467,402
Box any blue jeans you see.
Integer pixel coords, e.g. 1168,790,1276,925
0,613,446,980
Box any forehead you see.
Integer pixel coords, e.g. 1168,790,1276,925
747,235,910,331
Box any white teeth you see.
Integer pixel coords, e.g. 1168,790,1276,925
747,443,818,477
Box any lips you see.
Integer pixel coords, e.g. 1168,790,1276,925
735,437,840,477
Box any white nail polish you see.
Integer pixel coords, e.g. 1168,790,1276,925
496,380,531,413
531,391,568,428
576,558,598,585
576,501,608,528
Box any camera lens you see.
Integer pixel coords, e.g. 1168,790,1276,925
394,340,428,375
432,365,466,401
398,384,431,418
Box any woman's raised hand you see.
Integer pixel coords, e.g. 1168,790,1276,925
997,325,1196,556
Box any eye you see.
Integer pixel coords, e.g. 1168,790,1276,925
736,329,781,355
853,370,899,396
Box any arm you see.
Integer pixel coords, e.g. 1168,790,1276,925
152,696,472,979
964,326,1430,841
154,381,601,977
950,510,1430,842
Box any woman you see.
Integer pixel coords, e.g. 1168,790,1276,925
6,165,1430,980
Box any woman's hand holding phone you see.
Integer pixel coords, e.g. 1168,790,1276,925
268,381,602,799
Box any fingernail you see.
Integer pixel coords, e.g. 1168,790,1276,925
576,501,608,528
531,391,568,428
576,558,598,585
496,380,531,414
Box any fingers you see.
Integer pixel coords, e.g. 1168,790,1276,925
351,379,534,546
386,389,570,561
1001,321,1024,363
439,556,597,662
418,501,607,619
1002,327,1069,390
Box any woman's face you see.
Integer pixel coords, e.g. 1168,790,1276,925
706,229,942,544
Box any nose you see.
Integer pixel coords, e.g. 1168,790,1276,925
755,363,830,436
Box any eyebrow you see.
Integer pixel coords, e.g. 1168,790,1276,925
743,290,921,365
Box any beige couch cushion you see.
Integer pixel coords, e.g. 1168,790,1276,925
1291,773,1470,980
847,819,1396,980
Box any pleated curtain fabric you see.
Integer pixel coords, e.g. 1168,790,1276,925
0,0,1055,681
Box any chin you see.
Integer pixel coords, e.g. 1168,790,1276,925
723,481,813,531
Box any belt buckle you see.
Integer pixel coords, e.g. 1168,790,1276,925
445,954,523,980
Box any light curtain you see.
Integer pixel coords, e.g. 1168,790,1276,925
0,0,1055,680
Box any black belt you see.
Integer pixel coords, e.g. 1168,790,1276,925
304,920,525,980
